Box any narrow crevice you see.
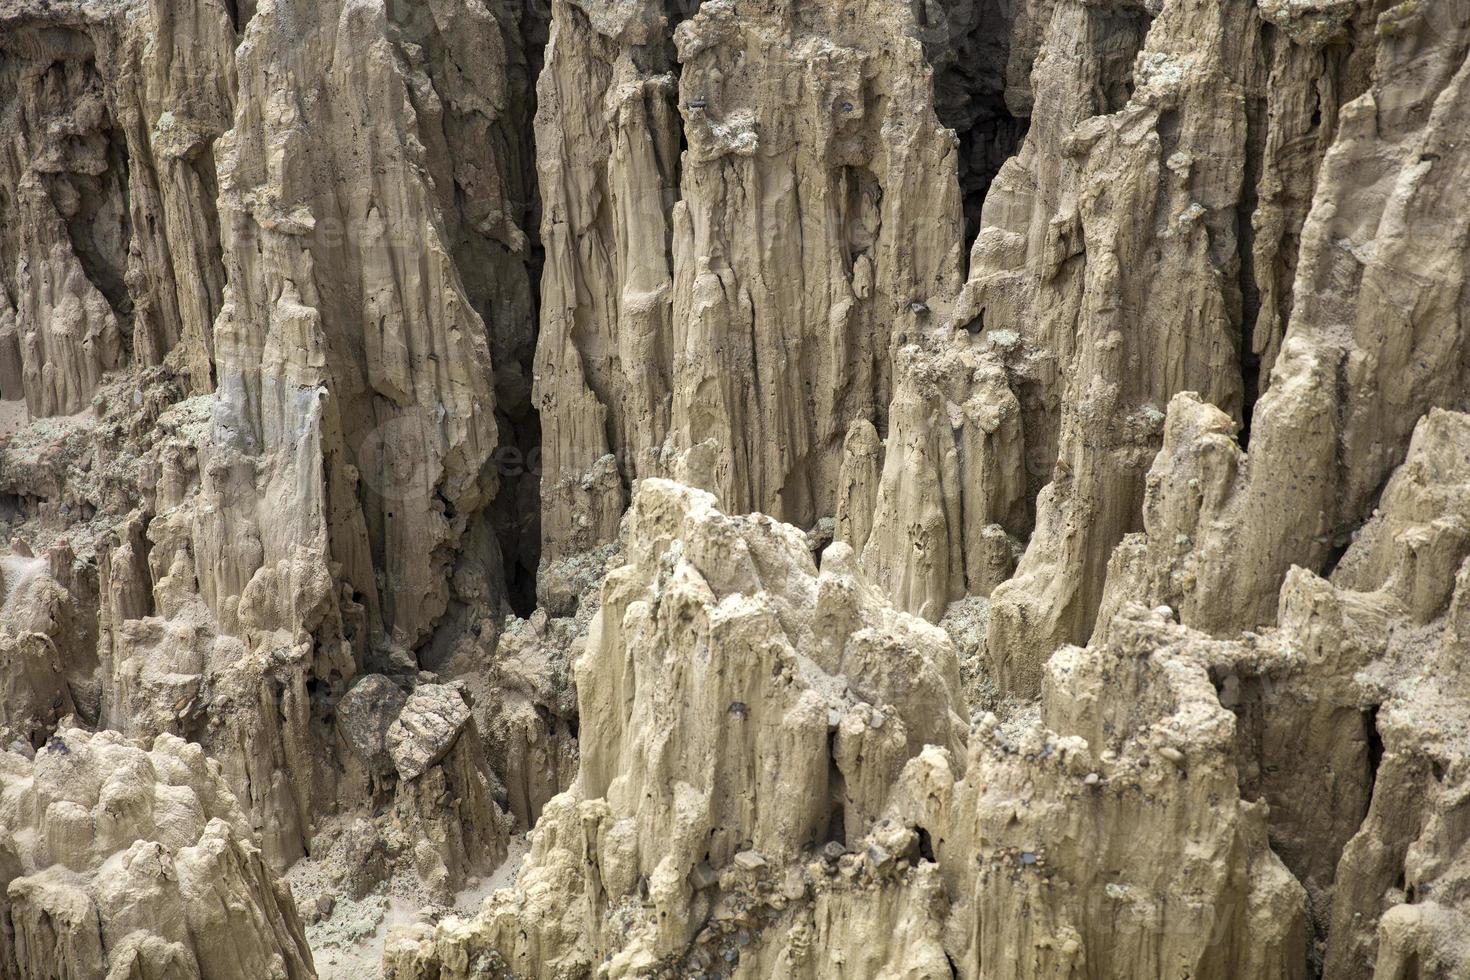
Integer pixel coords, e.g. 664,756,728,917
916,826,937,864
1236,20,1272,447
386,0,552,618
57,133,135,332
1363,705,1384,822
495,0,552,617
188,145,225,386
922,0,1029,245
35,54,137,347
667,0,704,24
233,0,259,35
1236,89,1267,446
826,730,848,846
1319,537,1352,578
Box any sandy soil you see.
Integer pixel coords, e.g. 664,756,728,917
0,399,27,439
306,834,530,979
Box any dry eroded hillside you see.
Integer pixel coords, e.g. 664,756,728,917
1,0,1468,977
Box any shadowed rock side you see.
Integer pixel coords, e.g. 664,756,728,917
0,0,236,412
533,0,966,573
0,0,1469,977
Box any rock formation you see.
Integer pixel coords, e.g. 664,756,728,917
1,0,1469,976
533,0,966,571
389,407,1470,979
387,478,971,976
0,728,314,980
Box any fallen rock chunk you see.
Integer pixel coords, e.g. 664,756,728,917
733,850,768,871
336,674,408,777
388,684,472,781
691,862,720,890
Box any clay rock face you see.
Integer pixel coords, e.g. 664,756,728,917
878,605,1309,980
0,0,538,903
0,551,90,748
0,728,314,980
5,0,1470,975
331,673,509,898
534,0,966,569
942,0,1470,696
0,0,238,411
1088,407,1470,976
392,408,1470,977
849,334,1028,621
386,478,969,975
96,541,354,872
1297,410,1470,978
0,8,129,417
964,0,1250,695
476,606,585,829
208,0,528,651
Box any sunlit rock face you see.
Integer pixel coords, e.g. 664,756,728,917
0,728,315,980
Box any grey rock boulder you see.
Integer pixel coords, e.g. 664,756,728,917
337,674,408,777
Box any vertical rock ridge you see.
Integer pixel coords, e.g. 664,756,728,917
534,0,966,573
2,0,1470,977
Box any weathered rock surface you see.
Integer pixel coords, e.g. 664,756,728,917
850,334,1027,621
533,0,966,569
387,684,473,782
2,0,529,882
946,0,1470,697
0,549,89,748
0,0,236,411
384,481,1316,979
392,405,1470,976
0,728,315,979
387,479,969,975
2,0,1470,975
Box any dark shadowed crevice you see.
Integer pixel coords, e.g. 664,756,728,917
187,144,225,386
916,826,937,863
1318,537,1351,579
386,0,551,619
53,121,135,337
232,0,260,35
15,45,139,351
954,107,1028,244
1236,20,1272,447
923,0,1028,245
826,730,848,846
1363,705,1384,822
668,0,704,24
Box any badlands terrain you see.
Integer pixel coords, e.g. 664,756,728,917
0,0,1468,976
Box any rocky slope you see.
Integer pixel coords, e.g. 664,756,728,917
1,0,1468,977
0,728,315,979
